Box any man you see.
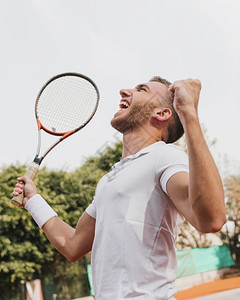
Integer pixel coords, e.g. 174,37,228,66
13,77,226,299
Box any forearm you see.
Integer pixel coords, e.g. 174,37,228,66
182,114,226,232
26,195,94,262
168,78,226,232
42,217,83,261
13,177,94,260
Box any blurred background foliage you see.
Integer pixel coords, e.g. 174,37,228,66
1,138,240,299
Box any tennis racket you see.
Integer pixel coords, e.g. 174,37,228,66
11,72,99,207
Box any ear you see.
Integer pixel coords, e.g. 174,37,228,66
151,108,172,122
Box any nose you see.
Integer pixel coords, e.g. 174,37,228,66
120,88,132,98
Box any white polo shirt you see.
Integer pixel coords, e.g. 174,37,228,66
86,141,189,300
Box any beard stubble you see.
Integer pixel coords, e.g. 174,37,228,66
111,102,157,133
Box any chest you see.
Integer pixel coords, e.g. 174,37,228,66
94,154,168,227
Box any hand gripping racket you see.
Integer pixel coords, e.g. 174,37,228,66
11,72,99,207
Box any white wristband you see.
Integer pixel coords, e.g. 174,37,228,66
25,194,58,228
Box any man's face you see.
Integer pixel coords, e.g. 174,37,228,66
111,81,168,133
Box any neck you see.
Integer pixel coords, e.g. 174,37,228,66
122,126,159,159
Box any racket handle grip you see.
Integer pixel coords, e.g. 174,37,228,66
11,162,40,207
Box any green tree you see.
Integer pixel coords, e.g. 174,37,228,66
0,165,91,299
0,142,122,299
0,165,52,299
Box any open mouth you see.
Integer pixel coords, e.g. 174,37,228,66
119,99,130,109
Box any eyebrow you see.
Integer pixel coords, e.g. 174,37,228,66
135,84,150,91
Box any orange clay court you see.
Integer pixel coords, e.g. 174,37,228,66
175,276,240,299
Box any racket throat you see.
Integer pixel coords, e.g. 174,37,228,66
33,156,43,165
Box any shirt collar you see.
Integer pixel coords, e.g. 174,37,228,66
112,141,165,169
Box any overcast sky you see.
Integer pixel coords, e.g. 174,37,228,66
1,0,240,176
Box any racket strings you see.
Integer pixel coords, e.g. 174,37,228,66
36,76,98,133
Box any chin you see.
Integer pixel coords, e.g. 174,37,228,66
110,118,121,132
111,116,127,133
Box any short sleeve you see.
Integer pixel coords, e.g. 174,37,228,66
160,164,189,194
158,145,189,195
85,197,96,219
